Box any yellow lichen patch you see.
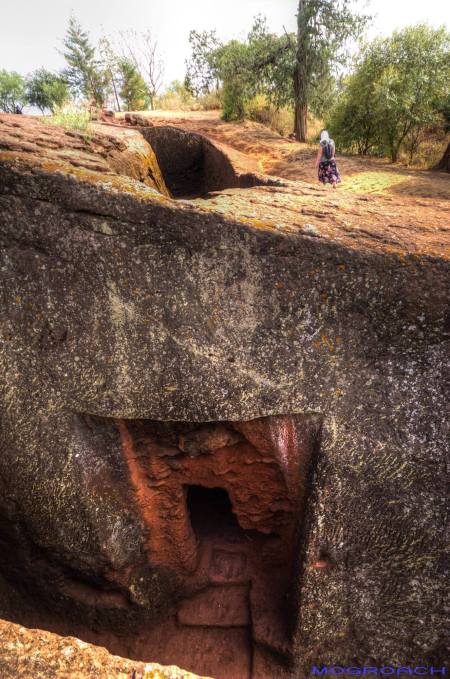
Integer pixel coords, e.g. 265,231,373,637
314,334,341,354
344,171,414,195
12,152,174,207
239,216,279,232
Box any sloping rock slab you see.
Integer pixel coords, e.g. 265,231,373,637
0,618,209,679
0,113,169,195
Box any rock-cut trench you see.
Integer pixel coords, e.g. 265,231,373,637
109,415,321,679
141,125,267,199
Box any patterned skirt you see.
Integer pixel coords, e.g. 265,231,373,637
318,160,341,185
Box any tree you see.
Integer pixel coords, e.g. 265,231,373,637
327,52,384,155
434,94,450,172
119,30,164,110
434,142,450,173
62,17,108,107
184,18,295,121
185,30,222,96
26,69,68,114
294,0,370,141
374,25,449,162
118,59,148,111
0,70,27,113
329,25,450,162
214,40,255,120
98,37,122,112
183,12,355,129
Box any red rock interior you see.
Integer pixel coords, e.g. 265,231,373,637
112,416,319,678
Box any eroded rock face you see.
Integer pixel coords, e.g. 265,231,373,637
0,114,448,675
0,113,169,195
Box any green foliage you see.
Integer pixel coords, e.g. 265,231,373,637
296,0,370,92
184,10,364,128
328,24,450,162
44,107,90,131
243,16,295,111
185,17,295,121
26,69,68,114
118,59,148,111
215,40,255,120
327,54,383,155
185,30,222,96
294,0,370,139
62,17,109,107
0,70,27,113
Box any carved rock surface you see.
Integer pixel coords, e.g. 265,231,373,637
0,113,448,675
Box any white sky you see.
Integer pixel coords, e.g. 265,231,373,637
0,0,448,87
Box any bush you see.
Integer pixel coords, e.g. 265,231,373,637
400,125,450,168
196,90,222,110
222,78,247,121
245,95,323,141
327,25,450,162
44,106,90,131
245,95,293,136
155,80,196,110
155,81,221,112
0,70,27,113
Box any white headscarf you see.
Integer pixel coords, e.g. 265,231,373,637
320,130,331,144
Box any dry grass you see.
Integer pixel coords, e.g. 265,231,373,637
245,95,324,140
399,135,450,170
155,89,222,113
245,96,293,136
42,107,91,132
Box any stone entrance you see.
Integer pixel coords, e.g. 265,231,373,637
114,415,321,678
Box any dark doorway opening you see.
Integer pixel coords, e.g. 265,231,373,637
186,485,242,538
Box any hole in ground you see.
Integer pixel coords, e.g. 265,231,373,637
140,125,267,198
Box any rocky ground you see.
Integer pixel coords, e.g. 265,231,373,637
125,109,450,198
112,109,449,258
0,618,209,679
0,110,448,677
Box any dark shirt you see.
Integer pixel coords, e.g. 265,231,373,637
320,140,335,163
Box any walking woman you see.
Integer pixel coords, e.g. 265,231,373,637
316,129,341,188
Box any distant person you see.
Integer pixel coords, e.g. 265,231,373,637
315,129,341,188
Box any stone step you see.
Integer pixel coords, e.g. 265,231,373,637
177,585,250,627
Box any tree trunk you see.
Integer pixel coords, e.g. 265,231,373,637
433,141,450,172
294,0,308,142
294,100,308,142
110,72,121,112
